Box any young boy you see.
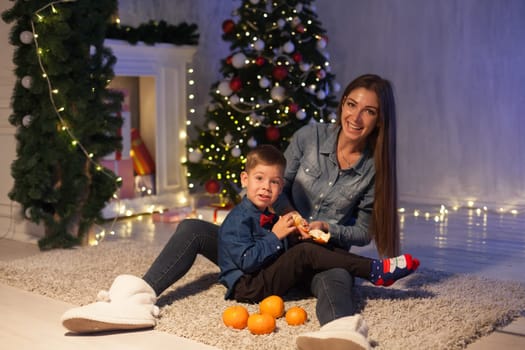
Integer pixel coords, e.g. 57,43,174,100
217,144,419,303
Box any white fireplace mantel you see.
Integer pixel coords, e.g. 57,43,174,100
104,39,197,215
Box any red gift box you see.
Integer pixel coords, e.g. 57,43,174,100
195,203,234,224
100,159,135,199
131,128,155,175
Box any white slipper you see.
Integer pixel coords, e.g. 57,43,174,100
296,329,371,350
296,315,371,350
60,274,159,333
61,301,158,333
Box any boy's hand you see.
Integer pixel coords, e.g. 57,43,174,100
271,213,297,240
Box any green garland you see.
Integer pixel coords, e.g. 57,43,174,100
106,20,199,46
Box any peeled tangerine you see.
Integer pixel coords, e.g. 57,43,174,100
309,228,330,244
292,214,310,235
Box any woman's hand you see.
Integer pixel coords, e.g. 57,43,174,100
308,220,329,233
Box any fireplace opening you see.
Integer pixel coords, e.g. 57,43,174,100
101,39,196,218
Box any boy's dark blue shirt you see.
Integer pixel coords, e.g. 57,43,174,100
218,196,286,299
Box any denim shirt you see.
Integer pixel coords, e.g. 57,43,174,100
218,196,285,299
273,123,374,251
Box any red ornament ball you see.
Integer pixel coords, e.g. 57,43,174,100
229,76,242,92
226,55,233,65
272,66,288,81
296,24,305,33
222,19,235,34
255,56,266,66
289,103,299,113
292,52,303,63
205,179,221,194
265,126,280,142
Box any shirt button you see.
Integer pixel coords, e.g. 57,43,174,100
328,182,332,186
314,205,319,209
277,246,281,250
305,168,310,173
319,193,324,198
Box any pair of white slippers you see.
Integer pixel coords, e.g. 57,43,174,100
61,274,371,350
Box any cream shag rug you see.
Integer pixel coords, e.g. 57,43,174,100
1,240,524,350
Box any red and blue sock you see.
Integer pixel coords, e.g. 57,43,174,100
370,254,420,287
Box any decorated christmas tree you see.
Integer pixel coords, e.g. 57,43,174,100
186,0,340,203
2,0,123,249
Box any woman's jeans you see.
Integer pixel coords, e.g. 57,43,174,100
142,218,356,326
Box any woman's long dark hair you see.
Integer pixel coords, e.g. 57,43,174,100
337,74,399,257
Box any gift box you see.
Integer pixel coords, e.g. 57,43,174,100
194,203,234,224
131,128,155,175
100,159,135,199
152,206,193,223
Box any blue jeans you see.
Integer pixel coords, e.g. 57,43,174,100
310,268,356,326
142,218,356,326
143,219,219,295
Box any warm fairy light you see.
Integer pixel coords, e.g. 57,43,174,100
510,209,518,215
467,200,475,207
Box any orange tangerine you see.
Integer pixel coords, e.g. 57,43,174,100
247,313,276,335
285,306,308,326
259,295,285,318
222,305,249,330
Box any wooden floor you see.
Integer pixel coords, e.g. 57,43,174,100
1,202,524,349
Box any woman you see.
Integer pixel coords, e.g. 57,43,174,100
61,74,399,349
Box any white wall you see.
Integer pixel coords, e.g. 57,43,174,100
119,0,525,209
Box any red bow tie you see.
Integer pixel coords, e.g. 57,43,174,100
260,213,275,227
